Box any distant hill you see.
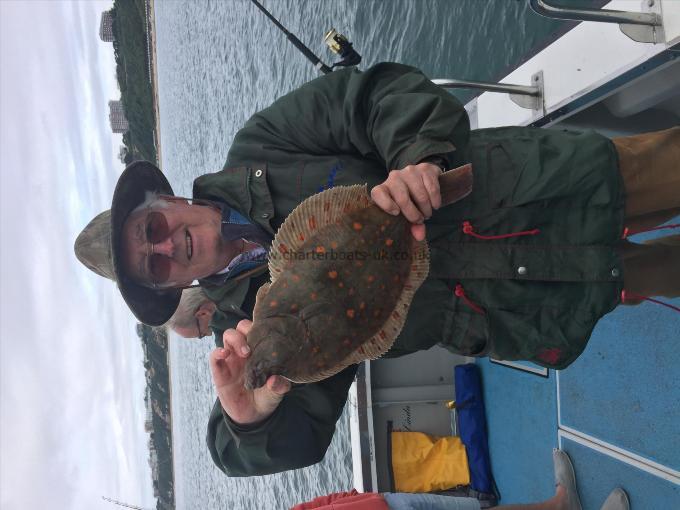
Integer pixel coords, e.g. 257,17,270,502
138,323,175,510
111,0,157,164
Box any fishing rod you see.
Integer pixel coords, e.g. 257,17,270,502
249,0,361,75
102,496,153,510
323,28,362,69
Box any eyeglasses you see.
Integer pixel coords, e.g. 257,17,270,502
138,196,219,287
145,211,172,285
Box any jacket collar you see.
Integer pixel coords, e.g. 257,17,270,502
192,163,275,235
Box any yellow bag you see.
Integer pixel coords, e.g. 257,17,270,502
391,431,470,493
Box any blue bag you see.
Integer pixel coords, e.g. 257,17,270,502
454,363,495,495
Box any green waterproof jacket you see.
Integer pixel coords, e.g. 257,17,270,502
194,63,625,477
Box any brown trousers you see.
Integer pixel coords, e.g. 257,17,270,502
612,127,680,299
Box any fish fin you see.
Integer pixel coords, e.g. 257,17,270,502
268,184,371,282
288,364,353,385
286,356,356,384
252,282,271,322
439,163,473,207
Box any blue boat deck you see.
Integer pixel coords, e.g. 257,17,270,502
478,227,680,508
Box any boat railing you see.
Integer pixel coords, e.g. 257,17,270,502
529,0,664,43
433,71,544,112
432,0,669,113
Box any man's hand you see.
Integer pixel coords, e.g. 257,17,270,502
209,319,292,425
370,162,442,241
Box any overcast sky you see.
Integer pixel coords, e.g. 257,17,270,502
1,2,156,509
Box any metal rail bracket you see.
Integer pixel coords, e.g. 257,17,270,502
620,0,665,44
509,71,545,113
433,75,544,112
529,0,664,45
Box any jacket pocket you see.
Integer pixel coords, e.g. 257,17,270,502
486,142,522,209
442,294,490,357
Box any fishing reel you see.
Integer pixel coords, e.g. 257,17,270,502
323,29,362,68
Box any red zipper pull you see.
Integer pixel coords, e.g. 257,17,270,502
454,284,485,315
621,290,680,313
463,221,540,240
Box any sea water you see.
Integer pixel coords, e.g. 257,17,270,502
154,1,594,508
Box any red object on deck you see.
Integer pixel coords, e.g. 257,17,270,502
290,489,389,510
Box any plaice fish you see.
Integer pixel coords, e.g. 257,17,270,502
243,164,473,389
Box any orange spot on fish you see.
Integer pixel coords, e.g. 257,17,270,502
271,351,278,358
328,270,338,279
338,282,344,288
290,304,299,312
330,241,338,249
292,274,301,283
311,346,320,354
367,275,375,283
392,311,401,319
269,300,278,307
310,292,317,300
385,238,394,246
308,216,317,229
346,309,355,318
359,302,365,310
315,245,326,254
379,330,387,339
278,243,288,254
353,222,363,231
298,233,305,241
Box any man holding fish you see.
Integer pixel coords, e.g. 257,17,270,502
74,63,680,476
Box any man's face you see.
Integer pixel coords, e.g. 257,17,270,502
173,300,216,339
121,199,239,287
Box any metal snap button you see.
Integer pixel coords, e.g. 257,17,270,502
517,266,527,275
254,169,263,177
611,268,620,277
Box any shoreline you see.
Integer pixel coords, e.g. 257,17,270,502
145,2,174,503
147,0,163,169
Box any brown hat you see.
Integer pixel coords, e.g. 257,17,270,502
74,161,182,326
